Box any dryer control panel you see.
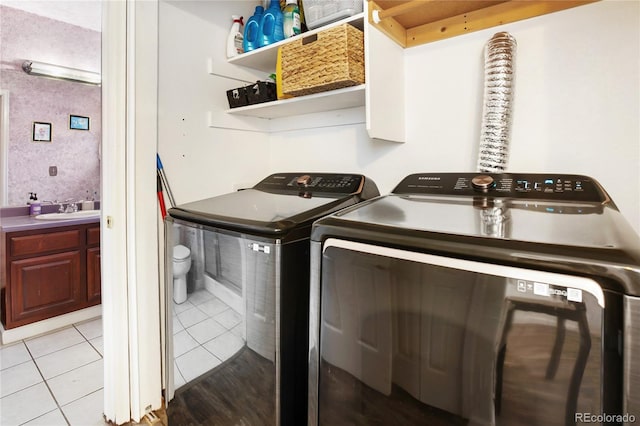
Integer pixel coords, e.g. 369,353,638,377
393,173,609,203
256,173,366,195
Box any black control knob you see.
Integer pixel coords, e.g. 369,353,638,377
296,175,312,186
471,175,495,192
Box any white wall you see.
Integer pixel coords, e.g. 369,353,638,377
159,1,639,234
268,1,640,233
158,1,271,205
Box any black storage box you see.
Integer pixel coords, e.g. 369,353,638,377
246,81,277,105
226,86,248,108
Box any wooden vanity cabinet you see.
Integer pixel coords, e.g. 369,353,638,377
1,223,101,329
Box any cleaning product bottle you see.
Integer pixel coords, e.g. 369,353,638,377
258,0,284,48
243,5,264,53
227,15,244,58
29,193,41,216
283,0,300,38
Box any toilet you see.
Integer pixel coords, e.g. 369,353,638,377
172,244,191,304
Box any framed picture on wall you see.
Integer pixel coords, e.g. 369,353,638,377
70,115,90,130
33,122,51,142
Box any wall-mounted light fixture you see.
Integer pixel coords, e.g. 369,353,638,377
22,60,101,86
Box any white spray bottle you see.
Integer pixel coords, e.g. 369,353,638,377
227,15,244,58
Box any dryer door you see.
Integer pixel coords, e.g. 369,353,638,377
309,239,622,426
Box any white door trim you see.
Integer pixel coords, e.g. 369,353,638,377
102,0,162,423
101,0,132,421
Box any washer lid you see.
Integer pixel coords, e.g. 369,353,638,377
173,244,190,260
317,172,626,248
311,172,640,296
168,173,379,237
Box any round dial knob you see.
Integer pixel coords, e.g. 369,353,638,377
296,175,312,186
471,175,495,191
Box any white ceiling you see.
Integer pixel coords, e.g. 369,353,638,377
1,0,102,32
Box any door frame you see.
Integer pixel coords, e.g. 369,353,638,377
101,0,162,423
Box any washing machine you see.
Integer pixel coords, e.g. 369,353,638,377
164,172,378,425
308,172,640,426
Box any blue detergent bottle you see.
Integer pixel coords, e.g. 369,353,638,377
258,0,284,48
243,5,264,52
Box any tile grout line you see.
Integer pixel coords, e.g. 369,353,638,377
175,305,219,329
177,338,224,363
173,290,245,390
174,361,187,385
38,351,103,382
1,382,60,426
73,323,104,359
21,338,72,426
13,321,103,425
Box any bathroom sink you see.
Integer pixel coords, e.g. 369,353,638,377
35,210,101,220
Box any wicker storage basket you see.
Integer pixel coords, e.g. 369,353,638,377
280,23,364,97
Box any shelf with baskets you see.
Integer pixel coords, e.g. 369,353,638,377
228,13,365,72
224,13,366,118
214,2,405,142
222,84,365,119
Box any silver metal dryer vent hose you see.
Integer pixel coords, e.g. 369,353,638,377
477,32,517,173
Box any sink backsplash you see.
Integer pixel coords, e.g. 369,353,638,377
1,201,100,218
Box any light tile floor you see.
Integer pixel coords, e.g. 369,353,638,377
172,288,244,389
0,288,241,425
0,317,105,426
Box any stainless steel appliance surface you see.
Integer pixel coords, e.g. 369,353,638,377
164,172,379,426
308,172,640,426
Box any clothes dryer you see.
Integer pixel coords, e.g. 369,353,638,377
308,173,640,426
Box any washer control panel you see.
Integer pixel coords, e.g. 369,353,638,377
393,173,608,203
256,173,364,195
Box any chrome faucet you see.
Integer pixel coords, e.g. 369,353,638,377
59,199,78,213
42,199,78,213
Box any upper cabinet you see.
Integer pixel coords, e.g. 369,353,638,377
224,14,366,120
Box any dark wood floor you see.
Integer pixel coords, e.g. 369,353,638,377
316,323,602,426
318,361,467,426
167,346,275,426
166,324,603,426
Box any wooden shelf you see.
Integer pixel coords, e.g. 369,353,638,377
368,0,597,48
225,85,365,119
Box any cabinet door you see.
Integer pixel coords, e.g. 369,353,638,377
87,226,100,246
87,247,101,305
9,251,82,328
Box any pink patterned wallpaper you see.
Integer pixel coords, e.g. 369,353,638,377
0,5,101,206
